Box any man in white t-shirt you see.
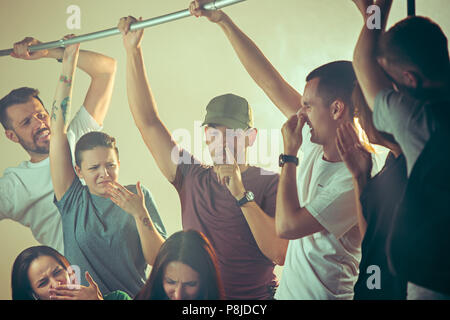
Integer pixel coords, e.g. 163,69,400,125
0,37,116,254
192,2,361,299
275,62,361,300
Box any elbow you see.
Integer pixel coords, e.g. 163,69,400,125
276,215,296,240
273,251,286,266
106,58,117,76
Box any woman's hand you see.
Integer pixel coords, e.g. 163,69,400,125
336,122,372,181
106,181,148,218
48,272,103,300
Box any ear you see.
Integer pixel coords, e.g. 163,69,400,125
330,100,346,121
402,71,419,89
74,165,83,179
246,128,258,147
5,129,19,143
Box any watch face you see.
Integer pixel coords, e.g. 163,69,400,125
279,154,284,167
246,191,255,201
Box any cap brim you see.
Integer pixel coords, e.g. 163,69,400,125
201,117,248,130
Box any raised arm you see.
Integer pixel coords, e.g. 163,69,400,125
352,0,393,109
190,0,302,118
11,36,116,125
119,16,180,182
276,115,324,239
49,40,79,201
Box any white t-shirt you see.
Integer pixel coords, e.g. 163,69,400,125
373,89,438,176
0,106,102,254
275,126,361,300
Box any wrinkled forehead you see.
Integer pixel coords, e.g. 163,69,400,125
27,256,61,282
6,97,47,123
79,146,119,166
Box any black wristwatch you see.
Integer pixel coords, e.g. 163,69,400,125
237,191,255,207
279,154,299,167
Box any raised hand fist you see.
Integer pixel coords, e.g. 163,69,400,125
118,15,144,51
189,0,224,23
11,37,48,60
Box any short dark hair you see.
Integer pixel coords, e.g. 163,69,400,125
74,131,119,168
11,246,71,300
306,60,356,117
135,230,225,300
0,87,45,130
378,16,450,81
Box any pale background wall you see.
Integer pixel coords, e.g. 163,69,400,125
0,0,448,299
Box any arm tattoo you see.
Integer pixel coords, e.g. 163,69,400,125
59,75,72,86
141,217,154,231
60,97,70,124
51,100,58,121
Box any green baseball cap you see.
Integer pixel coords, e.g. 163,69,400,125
201,93,253,130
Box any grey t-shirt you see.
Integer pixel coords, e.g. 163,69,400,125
373,89,438,175
55,178,166,298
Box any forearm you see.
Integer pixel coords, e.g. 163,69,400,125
50,50,78,200
217,13,301,117
241,202,288,266
134,210,165,266
47,48,116,78
51,52,78,133
276,163,302,235
352,175,369,239
126,48,160,128
353,0,393,109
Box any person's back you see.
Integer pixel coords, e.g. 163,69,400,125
387,101,450,297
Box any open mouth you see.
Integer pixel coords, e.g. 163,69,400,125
34,129,50,143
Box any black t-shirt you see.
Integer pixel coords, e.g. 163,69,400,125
353,152,408,300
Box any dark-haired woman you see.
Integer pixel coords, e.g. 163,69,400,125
48,37,166,298
336,84,407,300
135,230,225,300
11,246,130,300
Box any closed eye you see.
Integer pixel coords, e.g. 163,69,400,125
183,281,198,287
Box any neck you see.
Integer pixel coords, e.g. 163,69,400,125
29,152,49,163
322,140,342,163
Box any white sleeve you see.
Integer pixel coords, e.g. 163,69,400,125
0,175,16,220
305,174,357,239
66,106,103,152
373,89,425,142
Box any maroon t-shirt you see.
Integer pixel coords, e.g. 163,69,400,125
172,151,279,300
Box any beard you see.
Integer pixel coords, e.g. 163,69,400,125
16,130,50,155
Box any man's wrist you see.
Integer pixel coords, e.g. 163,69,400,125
283,148,299,157
125,46,142,55
234,190,246,201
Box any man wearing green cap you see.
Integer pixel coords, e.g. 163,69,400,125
119,16,288,300
190,1,361,300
